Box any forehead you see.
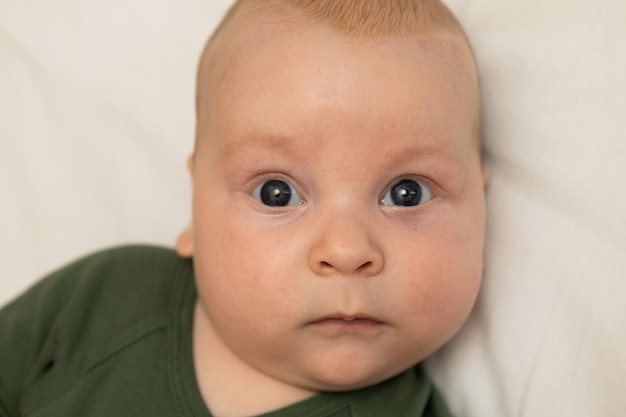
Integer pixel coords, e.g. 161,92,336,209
197,13,479,165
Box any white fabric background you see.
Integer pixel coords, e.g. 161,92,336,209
1,1,625,416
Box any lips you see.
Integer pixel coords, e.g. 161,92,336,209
312,313,383,324
309,313,385,332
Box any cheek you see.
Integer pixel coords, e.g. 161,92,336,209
191,195,304,318
397,204,485,331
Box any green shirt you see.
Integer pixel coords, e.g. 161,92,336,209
0,246,453,417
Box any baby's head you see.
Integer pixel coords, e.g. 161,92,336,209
178,0,485,395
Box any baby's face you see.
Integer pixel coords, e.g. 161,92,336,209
186,19,485,392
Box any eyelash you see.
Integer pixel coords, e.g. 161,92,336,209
380,178,434,207
249,176,435,208
251,178,304,207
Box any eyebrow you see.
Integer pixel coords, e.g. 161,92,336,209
219,135,303,160
380,138,465,167
219,133,467,173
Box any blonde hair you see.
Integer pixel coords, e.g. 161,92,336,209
215,0,467,40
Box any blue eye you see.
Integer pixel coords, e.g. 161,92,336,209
252,179,303,207
381,179,433,207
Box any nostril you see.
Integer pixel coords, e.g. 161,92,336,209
320,261,333,270
357,261,375,273
317,260,379,276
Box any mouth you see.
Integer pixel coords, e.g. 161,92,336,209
309,313,385,332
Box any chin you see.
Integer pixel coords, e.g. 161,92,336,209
301,358,411,392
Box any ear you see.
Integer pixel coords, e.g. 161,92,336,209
186,154,194,175
176,155,195,258
482,165,490,187
481,164,490,271
176,226,194,258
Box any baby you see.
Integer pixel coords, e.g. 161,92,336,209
0,0,487,416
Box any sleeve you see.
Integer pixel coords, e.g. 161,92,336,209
0,282,48,416
0,402,10,417
0,255,90,417
0,245,176,416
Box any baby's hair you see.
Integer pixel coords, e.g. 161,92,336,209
215,0,467,40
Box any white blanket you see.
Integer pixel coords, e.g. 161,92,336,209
1,1,625,416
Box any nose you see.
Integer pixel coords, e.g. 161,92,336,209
308,210,384,277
